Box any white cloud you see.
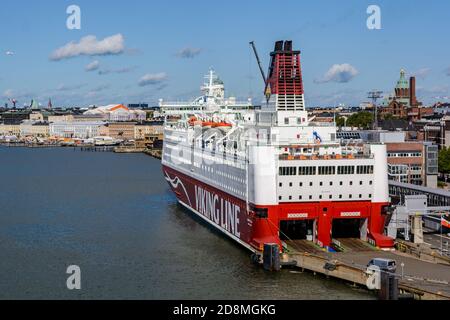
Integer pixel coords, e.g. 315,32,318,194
50,34,125,61
412,68,431,79
85,60,100,72
315,63,359,83
138,73,168,87
5,51,14,56
177,47,202,59
56,84,86,91
98,66,136,75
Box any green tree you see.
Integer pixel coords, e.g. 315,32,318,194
438,147,450,175
336,116,346,127
346,111,374,129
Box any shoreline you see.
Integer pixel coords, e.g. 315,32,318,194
0,142,163,160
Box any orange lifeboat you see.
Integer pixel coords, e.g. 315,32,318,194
188,116,198,126
212,122,232,128
201,121,215,128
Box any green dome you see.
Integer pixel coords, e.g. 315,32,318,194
396,69,409,90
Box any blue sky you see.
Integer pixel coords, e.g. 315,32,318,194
0,0,449,108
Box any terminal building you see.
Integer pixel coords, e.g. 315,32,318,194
337,130,439,188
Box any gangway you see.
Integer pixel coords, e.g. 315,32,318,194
387,195,450,253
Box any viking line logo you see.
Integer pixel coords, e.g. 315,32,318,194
194,186,241,238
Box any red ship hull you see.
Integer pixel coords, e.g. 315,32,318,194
163,165,394,252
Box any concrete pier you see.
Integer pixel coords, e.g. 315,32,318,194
282,239,450,300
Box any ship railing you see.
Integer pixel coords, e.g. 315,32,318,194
279,153,373,161
308,122,337,127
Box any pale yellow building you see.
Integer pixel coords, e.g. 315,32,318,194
48,115,75,123
134,123,164,140
20,121,49,137
0,123,21,136
29,112,44,121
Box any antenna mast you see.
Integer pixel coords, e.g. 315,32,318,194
368,90,383,130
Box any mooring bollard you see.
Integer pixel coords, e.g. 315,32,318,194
263,243,280,272
379,272,399,300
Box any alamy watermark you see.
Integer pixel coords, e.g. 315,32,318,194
367,5,381,30
66,265,81,290
66,5,81,30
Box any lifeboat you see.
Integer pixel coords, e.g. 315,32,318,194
211,122,232,128
201,121,215,128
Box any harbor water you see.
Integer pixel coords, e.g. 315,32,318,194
0,146,374,299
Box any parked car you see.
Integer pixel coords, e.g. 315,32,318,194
367,258,397,273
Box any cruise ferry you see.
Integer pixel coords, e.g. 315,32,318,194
161,41,394,252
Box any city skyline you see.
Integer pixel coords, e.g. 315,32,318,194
1,0,449,108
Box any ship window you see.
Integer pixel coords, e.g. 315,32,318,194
338,165,355,175
369,181,373,185
357,165,374,174
369,194,372,198
340,181,343,186
299,195,303,200
299,166,316,175
349,195,352,199
309,182,313,186
320,182,323,186
309,195,313,200
299,182,303,187
339,195,343,199
279,183,283,187
319,195,322,199
279,166,297,176
329,195,333,199
360,181,363,185
330,182,333,186
289,182,293,187
359,194,362,198
284,118,289,125
289,196,292,200
349,181,353,186
318,166,336,175
279,196,282,200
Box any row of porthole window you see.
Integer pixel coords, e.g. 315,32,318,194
279,194,372,201
279,180,373,187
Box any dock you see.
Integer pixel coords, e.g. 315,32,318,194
277,238,450,300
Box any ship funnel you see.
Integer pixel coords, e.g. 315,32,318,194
283,40,292,51
274,41,283,52
266,40,305,112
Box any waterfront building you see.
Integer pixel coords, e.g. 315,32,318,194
106,122,137,140
48,115,75,123
19,121,49,138
0,123,21,137
0,110,31,124
134,122,164,140
29,112,44,122
84,104,146,122
49,121,105,139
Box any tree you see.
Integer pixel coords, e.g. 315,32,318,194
345,111,374,129
438,147,450,175
336,116,346,127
